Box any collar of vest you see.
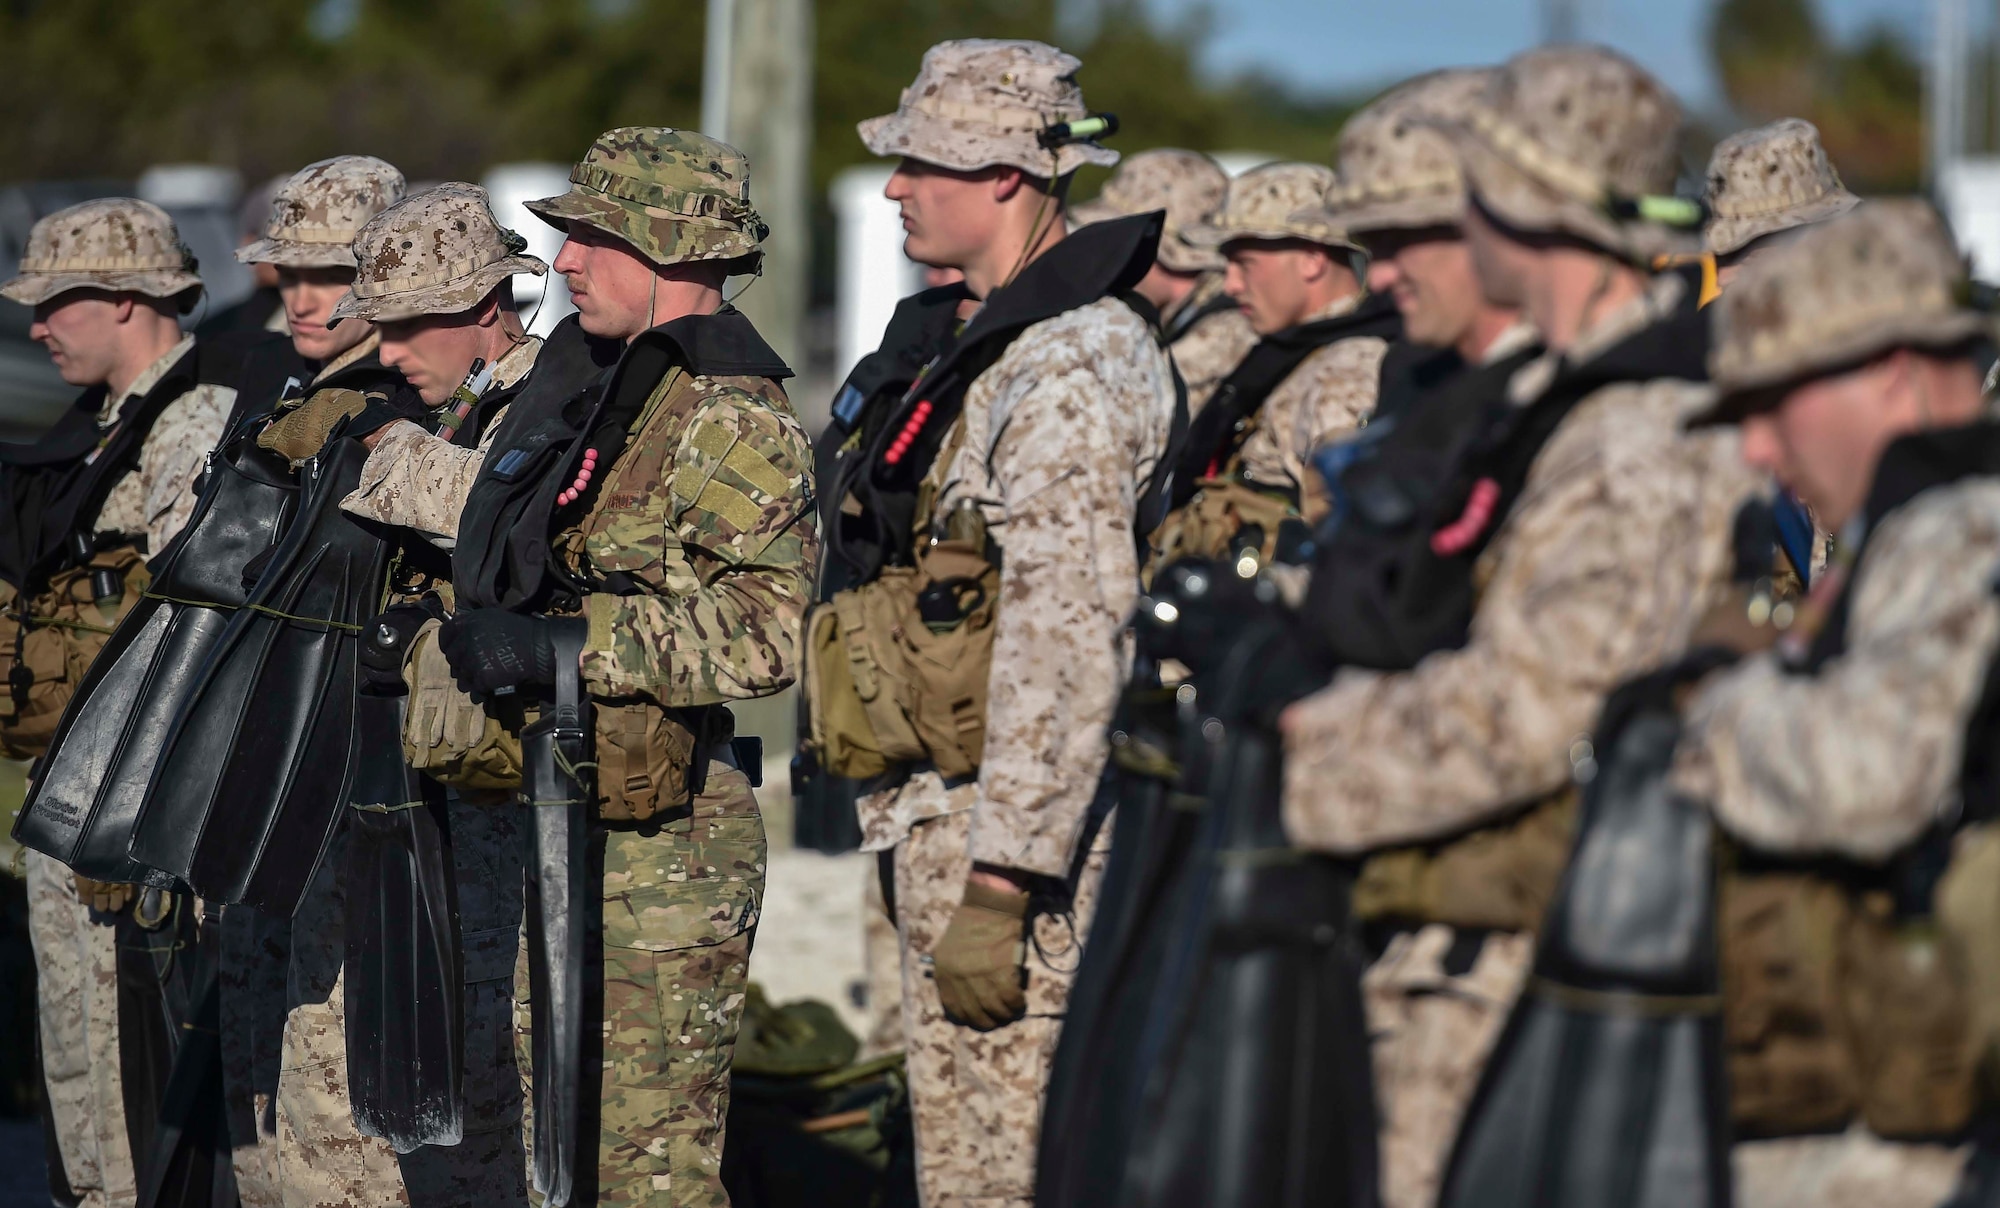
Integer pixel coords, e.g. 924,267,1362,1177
1537,275,1709,401
948,210,1164,369
1860,423,2000,536
1263,289,1403,352
624,305,792,381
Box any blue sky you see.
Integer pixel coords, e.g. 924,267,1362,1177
1140,0,1932,112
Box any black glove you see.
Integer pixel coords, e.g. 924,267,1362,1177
357,601,437,694
436,609,585,705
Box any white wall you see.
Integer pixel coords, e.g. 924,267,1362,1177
832,165,925,382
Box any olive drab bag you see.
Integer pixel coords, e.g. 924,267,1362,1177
1145,478,1301,585
804,499,1001,783
0,546,150,758
402,618,523,790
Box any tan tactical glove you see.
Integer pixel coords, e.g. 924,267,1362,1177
73,874,135,915
931,879,1031,1030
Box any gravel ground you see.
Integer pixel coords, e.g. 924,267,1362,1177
0,1119,46,1208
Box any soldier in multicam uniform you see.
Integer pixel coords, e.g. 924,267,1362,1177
1148,161,1398,576
437,126,817,1206
1669,201,2000,1208
1070,147,1255,413
1280,47,1761,1208
830,38,1177,1208
1704,117,1859,292
1,199,234,1208
224,153,411,1208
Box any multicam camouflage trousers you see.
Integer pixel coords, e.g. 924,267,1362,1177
25,849,136,1208
1363,923,1533,1208
515,766,765,1208
276,794,528,1208
890,808,1108,1208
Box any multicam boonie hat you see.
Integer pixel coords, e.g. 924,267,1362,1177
1692,200,1991,424
1703,118,1860,258
1070,148,1228,273
1437,45,1697,260
238,155,406,269
0,198,203,311
1312,68,1496,236
1184,162,1357,253
525,127,766,269
331,184,547,323
859,39,1119,177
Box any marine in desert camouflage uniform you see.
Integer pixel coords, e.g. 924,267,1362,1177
228,153,413,1208
1703,118,1862,583
1705,117,1859,292
2,198,232,1208
438,126,816,1207
847,39,1178,1208
1071,148,1255,413
1183,161,1391,499
322,182,554,1204
1280,48,1762,1208
1671,200,1999,1208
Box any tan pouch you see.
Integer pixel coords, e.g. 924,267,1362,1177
1838,892,1982,1139
1146,478,1299,585
594,700,700,823
0,547,150,760
1719,871,1859,1136
802,601,892,780
895,536,1001,780
402,618,523,790
1351,788,1579,933
1938,822,2000,1096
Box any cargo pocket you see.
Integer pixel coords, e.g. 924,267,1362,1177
601,877,758,1092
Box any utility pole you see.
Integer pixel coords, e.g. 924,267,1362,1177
1933,0,1969,186
1543,0,1581,44
701,0,812,371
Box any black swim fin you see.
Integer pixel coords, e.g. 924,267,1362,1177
1116,617,1377,1208
15,435,296,885
1440,670,1732,1208
131,436,388,916
342,610,466,1152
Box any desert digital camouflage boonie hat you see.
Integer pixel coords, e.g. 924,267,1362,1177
525,127,767,269
1436,45,1698,260
1311,68,1495,236
859,39,1119,177
1185,162,1358,254
0,198,203,311
332,183,547,323
1692,200,1991,425
238,155,406,269
1070,148,1228,273
1703,118,1860,259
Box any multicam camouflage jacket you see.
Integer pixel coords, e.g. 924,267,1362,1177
340,336,542,548
1282,273,1762,854
562,362,818,707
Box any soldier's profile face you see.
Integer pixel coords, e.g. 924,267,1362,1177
1361,225,1479,349
883,159,1001,275
378,306,487,406
1741,360,1901,531
1224,240,1334,335
552,223,678,341
276,265,367,363
28,290,125,387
